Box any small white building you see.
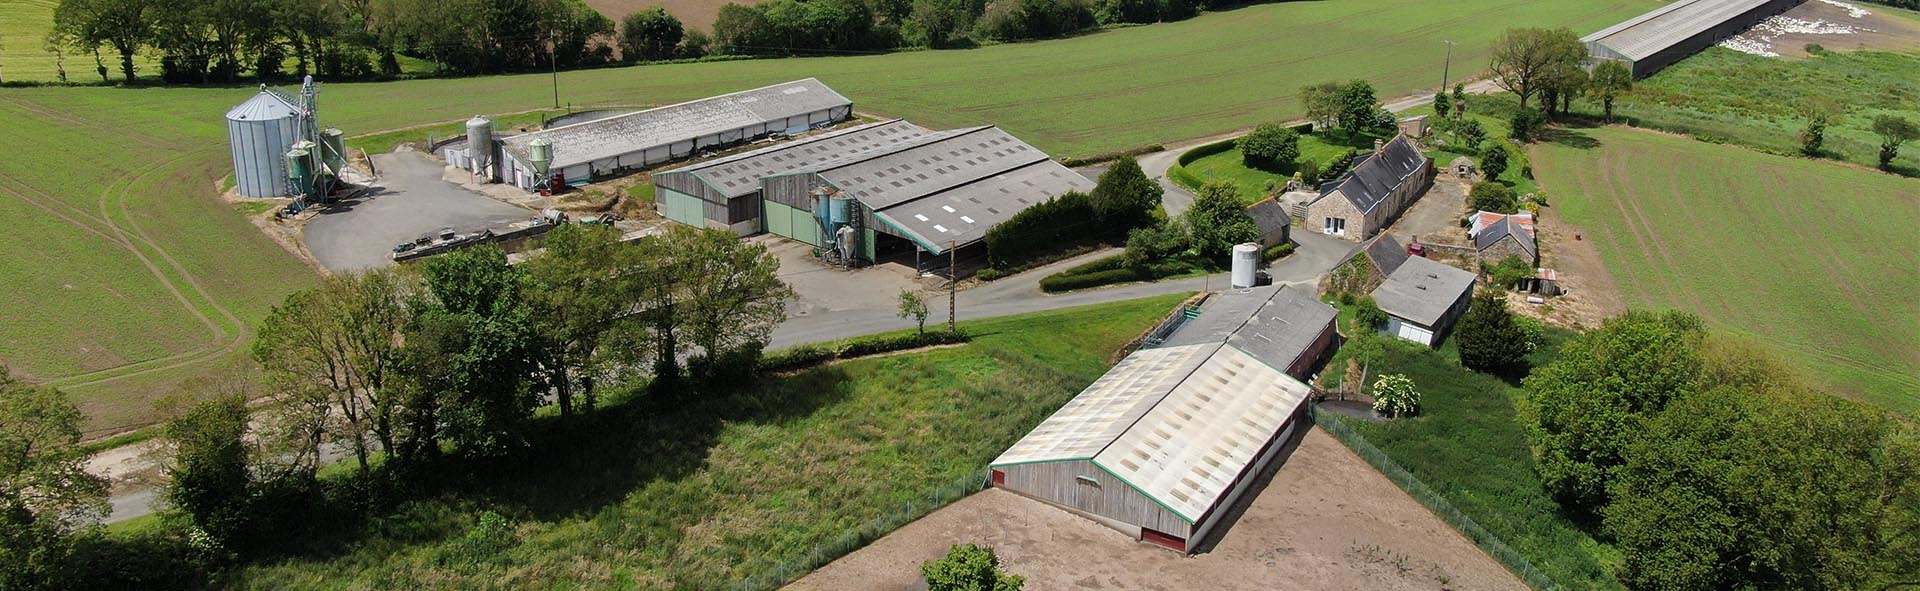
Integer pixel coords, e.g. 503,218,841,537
1369,256,1477,346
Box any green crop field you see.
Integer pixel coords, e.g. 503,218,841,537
225,295,1186,590
1531,126,1920,413
0,0,1658,434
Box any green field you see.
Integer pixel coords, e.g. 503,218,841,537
1531,126,1920,413
1176,131,1380,199
0,0,1659,433
1611,47,1920,174
225,295,1186,590
1328,330,1625,591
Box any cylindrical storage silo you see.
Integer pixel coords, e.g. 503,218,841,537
225,90,302,197
320,128,347,175
528,138,553,178
466,116,493,174
828,195,852,228
1230,242,1260,288
286,147,311,196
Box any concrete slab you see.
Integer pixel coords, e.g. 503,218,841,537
304,151,535,272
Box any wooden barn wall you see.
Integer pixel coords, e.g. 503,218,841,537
997,460,1192,539
762,174,828,211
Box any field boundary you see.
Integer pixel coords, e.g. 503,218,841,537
729,468,991,590
1308,404,1563,590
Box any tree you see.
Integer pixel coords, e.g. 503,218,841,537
897,290,930,334
1337,80,1380,133
1370,374,1419,417
1301,81,1344,130
1433,92,1452,119
1088,156,1162,232
55,0,155,82
521,224,636,416
620,7,684,61
1456,289,1528,371
922,544,1025,591
1469,181,1517,213
1183,181,1258,263
1508,108,1546,142
1477,143,1509,181
909,0,978,48
1449,119,1488,155
1870,114,1918,171
1587,60,1632,121
1798,97,1841,157
1538,56,1587,117
0,370,108,589
681,29,712,57
1521,310,1706,511
1237,123,1300,170
253,269,417,474
1122,221,1190,271
161,393,253,553
413,245,540,456
662,225,794,364
1606,385,1920,591
1354,295,1387,330
1488,27,1585,109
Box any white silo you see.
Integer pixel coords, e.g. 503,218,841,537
225,89,302,197
466,116,493,176
1230,243,1260,288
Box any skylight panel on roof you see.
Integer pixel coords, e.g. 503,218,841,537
933,224,949,233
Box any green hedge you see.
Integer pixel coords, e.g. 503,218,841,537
1262,242,1295,261
985,192,1101,270
1040,268,1145,292
1060,144,1165,167
759,331,972,373
1167,138,1240,192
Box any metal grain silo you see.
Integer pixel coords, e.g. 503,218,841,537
319,128,347,175
466,116,493,175
226,90,302,197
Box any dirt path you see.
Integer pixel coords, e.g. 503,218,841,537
789,427,1528,591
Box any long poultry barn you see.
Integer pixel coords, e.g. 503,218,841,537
652,119,1092,259
990,285,1338,552
485,78,854,190
1583,0,1804,78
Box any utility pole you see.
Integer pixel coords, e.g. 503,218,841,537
948,240,957,333
550,32,561,109
1440,40,1456,93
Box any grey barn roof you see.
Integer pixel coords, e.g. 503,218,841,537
1158,285,1336,372
659,120,934,198
500,78,851,169
1476,217,1538,259
1371,256,1477,327
1247,198,1291,236
1338,233,1410,277
1581,0,1781,60
1321,135,1428,215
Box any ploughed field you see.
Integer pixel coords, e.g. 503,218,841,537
1530,125,1920,414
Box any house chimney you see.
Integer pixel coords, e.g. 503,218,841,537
1374,138,1385,151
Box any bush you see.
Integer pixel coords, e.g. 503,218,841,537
1040,268,1145,292
1354,296,1388,330
1509,109,1546,142
1058,144,1163,167
439,511,518,568
1485,255,1533,288
985,191,1098,269
1122,222,1191,270
978,0,1097,41
1237,124,1300,170
1371,374,1420,417
974,268,1007,281
758,345,836,373
1456,289,1528,371
1469,182,1518,213
1262,242,1295,261
838,330,969,358
1478,143,1509,181
923,544,1025,590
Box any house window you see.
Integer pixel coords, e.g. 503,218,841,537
1324,217,1346,235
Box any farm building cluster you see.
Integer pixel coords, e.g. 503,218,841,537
1583,0,1807,77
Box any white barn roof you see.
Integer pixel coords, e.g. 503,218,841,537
659,119,935,199
500,78,852,170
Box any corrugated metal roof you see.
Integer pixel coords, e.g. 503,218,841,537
226,90,299,121
818,127,1047,210
991,343,1218,466
871,158,1092,253
500,78,851,169
1335,233,1409,277
1320,135,1428,215
1370,256,1477,327
660,120,934,198
1227,287,1339,370
1582,0,1782,60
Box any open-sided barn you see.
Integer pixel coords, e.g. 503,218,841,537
1583,0,1804,78
488,78,853,189
991,286,1337,552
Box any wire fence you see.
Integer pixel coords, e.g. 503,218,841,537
1308,404,1563,591
727,467,991,591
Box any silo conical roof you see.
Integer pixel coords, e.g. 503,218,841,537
226,91,299,121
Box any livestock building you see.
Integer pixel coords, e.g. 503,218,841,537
653,120,1091,261
991,286,1337,553
1370,256,1477,346
1305,135,1433,242
1583,0,1805,78
460,79,854,190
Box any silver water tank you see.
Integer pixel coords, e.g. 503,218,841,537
466,116,493,174
225,90,302,197
1230,243,1260,288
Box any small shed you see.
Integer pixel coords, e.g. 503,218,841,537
1397,115,1431,138
1246,198,1292,249
1450,156,1476,177
1369,256,1477,346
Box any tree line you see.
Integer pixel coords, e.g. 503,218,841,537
0,223,794,589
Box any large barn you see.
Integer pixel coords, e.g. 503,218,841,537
990,286,1337,552
653,120,1091,260
480,78,854,190
1583,0,1805,78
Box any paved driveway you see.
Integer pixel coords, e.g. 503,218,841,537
305,151,533,272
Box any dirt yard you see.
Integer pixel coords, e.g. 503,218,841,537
1512,198,1627,331
1387,176,1470,249
788,427,1527,591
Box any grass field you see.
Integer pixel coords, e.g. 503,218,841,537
1177,130,1381,199
1327,328,1626,590
1530,125,1920,413
1610,47,1920,174
224,295,1186,590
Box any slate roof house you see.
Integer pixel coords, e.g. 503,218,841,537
1328,233,1410,293
1305,134,1434,242
1369,256,1477,346
1470,212,1538,265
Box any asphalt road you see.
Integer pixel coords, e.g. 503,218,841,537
304,151,534,272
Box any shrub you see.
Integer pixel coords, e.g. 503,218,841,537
1478,142,1510,180
1485,255,1533,288
838,330,969,358
1371,374,1420,417
1089,157,1163,232
1123,222,1191,270
758,345,836,373
924,544,1025,590
975,268,1007,281
985,191,1098,269
1237,124,1300,170
439,511,518,567
1354,296,1388,330
1509,109,1546,142
1469,182,1518,214
1262,242,1294,261
1058,144,1163,167
1040,268,1144,292
1456,289,1528,371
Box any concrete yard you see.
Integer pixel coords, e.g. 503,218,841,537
788,427,1526,591
304,150,534,271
